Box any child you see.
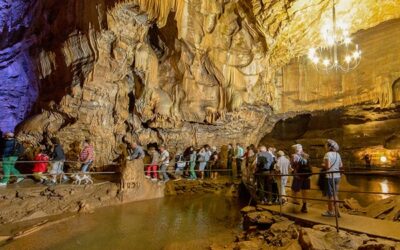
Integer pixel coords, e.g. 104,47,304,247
33,146,50,184
146,147,159,181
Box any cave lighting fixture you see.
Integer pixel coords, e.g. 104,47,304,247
307,0,361,73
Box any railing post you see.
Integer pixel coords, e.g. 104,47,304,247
331,172,339,232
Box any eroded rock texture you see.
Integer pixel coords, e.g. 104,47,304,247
1,0,400,166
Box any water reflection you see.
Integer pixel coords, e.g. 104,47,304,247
379,179,390,199
3,195,242,250
338,175,399,206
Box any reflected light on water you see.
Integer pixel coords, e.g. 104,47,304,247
379,179,390,199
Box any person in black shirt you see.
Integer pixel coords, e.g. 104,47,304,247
0,132,24,186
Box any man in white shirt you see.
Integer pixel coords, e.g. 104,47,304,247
159,145,170,183
275,151,291,203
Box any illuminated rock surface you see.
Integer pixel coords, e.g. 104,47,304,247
1,0,400,165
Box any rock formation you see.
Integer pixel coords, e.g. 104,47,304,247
1,0,400,166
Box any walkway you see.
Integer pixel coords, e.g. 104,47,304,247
260,204,400,241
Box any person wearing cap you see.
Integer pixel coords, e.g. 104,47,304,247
0,132,24,186
290,144,310,213
322,139,343,217
159,145,170,183
274,150,291,204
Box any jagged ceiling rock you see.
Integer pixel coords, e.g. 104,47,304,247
1,0,400,166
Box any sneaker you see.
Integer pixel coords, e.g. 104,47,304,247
16,178,24,183
145,176,151,179
0,182,7,187
151,178,157,182
321,211,335,217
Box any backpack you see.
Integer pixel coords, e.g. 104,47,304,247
257,155,271,171
297,156,312,178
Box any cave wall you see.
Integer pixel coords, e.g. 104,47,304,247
278,19,400,113
1,0,400,167
261,104,400,168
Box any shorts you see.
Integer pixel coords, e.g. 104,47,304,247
325,177,340,197
199,162,207,171
291,176,310,192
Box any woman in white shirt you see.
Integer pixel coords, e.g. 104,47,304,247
322,139,343,217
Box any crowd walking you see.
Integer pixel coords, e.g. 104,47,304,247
0,130,344,218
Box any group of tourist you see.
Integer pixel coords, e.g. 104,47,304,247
125,143,219,183
240,139,343,218
0,130,95,186
1,130,343,217
124,140,343,218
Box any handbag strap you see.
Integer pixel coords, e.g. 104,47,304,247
327,152,338,171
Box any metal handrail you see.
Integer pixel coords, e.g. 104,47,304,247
247,169,400,233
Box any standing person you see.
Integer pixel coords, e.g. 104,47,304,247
146,147,159,181
49,137,68,184
245,148,256,183
227,144,234,171
363,154,371,169
80,139,95,173
174,150,186,181
198,146,207,180
255,146,275,204
235,143,244,177
159,145,170,183
188,147,197,180
268,147,279,203
290,144,311,213
127,142,145,160
209,146,219,179
32,145,50,184
322,139,343,217
204,145,212,178
0,132,24,186
274,151,291,204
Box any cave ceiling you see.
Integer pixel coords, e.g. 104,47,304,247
1,0,400,165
